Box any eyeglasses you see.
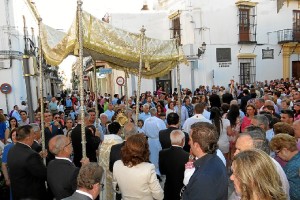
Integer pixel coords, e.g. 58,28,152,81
274,149,282,155
63,141,72,148
55,117,61,119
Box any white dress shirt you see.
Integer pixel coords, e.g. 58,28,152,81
182,114,211,134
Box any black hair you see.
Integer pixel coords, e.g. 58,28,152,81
167,112,179,125
108,122,121,134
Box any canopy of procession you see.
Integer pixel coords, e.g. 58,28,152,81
39,10,187,78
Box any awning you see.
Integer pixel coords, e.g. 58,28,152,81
39,11,187,78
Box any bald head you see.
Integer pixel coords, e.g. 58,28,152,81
123,122,137,139
49,135,72,157
234,134,254,156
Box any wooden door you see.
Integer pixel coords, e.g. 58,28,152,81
239,9,250,42
292,61,300,79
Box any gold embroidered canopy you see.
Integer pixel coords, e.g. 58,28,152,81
40,11,187,78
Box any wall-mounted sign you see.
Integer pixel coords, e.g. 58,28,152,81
98,68,112,74
0,83,12,94
216,48,231,62
262,48,274,59
219,62,232,68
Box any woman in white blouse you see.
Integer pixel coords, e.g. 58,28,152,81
166,101,176,117
113,134,163,200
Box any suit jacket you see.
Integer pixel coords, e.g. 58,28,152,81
71,124,101,167
159,146,189,200
109,141,125,172
45,124,64,163
159,127,190,152
47,158,79,200
113,160,164,200
62,191,92,200
240,94,252,114
45,124,64,149
31,140,42,153
182,153,228,200
7,142,47,200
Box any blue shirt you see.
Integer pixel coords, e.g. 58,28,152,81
2,143,14,163
138,112,151,122
12,110,21,122
284,152,300,200
112,98,118,105
65,99,72,107
0,122,7,140
104,110,115,121
49,101,58,111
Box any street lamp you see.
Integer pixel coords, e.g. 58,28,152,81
197,42,207,57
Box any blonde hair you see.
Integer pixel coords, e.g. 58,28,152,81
233,149,286,200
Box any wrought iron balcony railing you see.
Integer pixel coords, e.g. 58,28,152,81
277,29,300,43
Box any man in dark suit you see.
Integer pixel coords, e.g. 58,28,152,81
182,122,228,200
44,111,64,163
47,135,90,200
109,122,137,200
71,112,101,167
63,163,104,200
159,130,189,200
30,123,43,153
7,125,47,200
159,113,190,152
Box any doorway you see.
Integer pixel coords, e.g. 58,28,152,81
156,72,172,95
292,61,300,80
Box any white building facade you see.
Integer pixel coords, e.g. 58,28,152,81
0,0,61,114
102,0,300,96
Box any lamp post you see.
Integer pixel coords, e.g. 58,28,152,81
23,16,35,123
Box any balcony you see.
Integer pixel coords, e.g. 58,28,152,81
277,29,300,43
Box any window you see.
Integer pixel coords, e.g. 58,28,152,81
239,58,256,85
293,10,300,41
237,4,257,44
170,15,181,45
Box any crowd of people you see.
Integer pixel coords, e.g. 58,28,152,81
0,77,299,200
